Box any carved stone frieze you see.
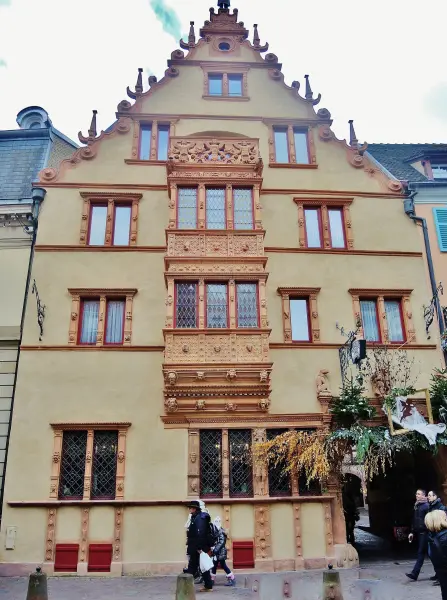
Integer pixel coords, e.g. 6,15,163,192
164,333,269,364
113,507,123,562
167,262,265,275
45,508,57,562
254,505,272,560
168,137,259,165
166,232,264,258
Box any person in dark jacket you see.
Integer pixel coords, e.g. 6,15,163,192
210,517,235,587
425,510,447,599
428,491,447,513
184,500,214,592
406,489,429,581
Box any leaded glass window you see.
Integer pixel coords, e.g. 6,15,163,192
299,472,321,496
175,283,197,328
236,283,258,328
233,188,253,230
206,284,228,328
59,431,87,500
178,188,198,229
200,430,223,498
91,431,118,499
206,188,226,229
229,429,252,498
267,429,291,497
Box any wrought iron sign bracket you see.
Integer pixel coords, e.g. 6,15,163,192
32,279,46,341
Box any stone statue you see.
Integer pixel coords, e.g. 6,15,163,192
316,369,331,396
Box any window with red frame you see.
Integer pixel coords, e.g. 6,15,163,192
58,430,87,499
233,188,254,230
79,299,125,345
290,298,311,342
384,299,405,342
88,204,131,246
273,127,310,164
175,282,198,328
360,299,380,342
304,207,346,249
360,298,404,343
206,283,228,328
177,188,198,229
91,431,118,500
236,283,259,328
206,188,226,229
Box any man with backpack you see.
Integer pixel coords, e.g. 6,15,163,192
184,500,215,592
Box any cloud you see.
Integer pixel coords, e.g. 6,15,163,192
425,83,447,122
149,0,182,42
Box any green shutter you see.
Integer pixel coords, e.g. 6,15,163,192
433,208,447,252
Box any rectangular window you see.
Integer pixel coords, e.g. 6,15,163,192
88,205,107,246
290,298,310,342
233,188,254,230
175,283,198,328
209,74,223,96
105,300,125,344
328,208,346,249
274,128,289,163
79,300,100,345
91,431,118,500
206,283,228,328
384,299,404,343
58,431,87,500
229,429,253,498
299,472,321,496
236,283,258,328
157,125,169,161
178,188,198,229
432,164,447,180
267,430,291,497
113,205,131,246
139,124,152,160
433,207,447,252
360,300,380,342
228,74,243,97
293,130,310,164
200,430,223,498
206,188,226,229
304,208,322,248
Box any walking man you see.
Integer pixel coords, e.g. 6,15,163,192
184,500,214,592
406,488,429,581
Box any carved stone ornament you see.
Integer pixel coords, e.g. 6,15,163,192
165,397,179,413
259,370,268,383
168,138,259,165
167,371,178,385
52,452,60,463
316,369,332,397
253,428,266,444
225,402,237,412
258,398,270,411
196,371,206,380
190,452,197,463
117,450,125,463
195,400,206,411
226,369,237,382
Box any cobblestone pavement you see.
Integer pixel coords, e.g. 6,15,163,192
0,565,444,600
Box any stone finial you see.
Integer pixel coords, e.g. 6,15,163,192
253,23,260,46
78,110,98,145
348,119,358,149
188,21,196,45
304,74,313,100
127,68,144,100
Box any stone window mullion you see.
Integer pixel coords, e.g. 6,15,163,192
309,292,320,342
49,429,63,499
115,428,128,500
259,280,268,328
253,184,262,230
198,184,206,229
96,296,107,346
402,295,416,343
80,198,90,245
123,295,134,346
198,279,205,328
377,296,388,342
131,120,140,159
166,278,175,328
150,120,158,161
188,430,200,498
281,293,292,342
105,200,114,246
343,204,354,249
226,184,233,230
296,203,306,248
222,429,230,498
130,199,139,245
351,294,364,336
287,125,295,163
321,205,331,249
222,73,229,96
229,280,236,328
83,430,94,501
169,184,177,229
68,295,81,345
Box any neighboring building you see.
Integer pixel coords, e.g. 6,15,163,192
0,107,77,518
0,2,442,576
368,144,447,347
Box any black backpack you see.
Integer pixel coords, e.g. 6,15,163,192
207,522,218,548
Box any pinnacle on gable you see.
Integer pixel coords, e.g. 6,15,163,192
127,68,144,100
253,23,260,46
78,110,98,145
303,74,321,106
188,21,196,45
348,119,368,154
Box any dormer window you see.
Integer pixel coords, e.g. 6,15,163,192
432,163,447,180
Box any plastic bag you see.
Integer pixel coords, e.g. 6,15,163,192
199,551,214,573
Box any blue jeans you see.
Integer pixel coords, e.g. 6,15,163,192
412,532,428,578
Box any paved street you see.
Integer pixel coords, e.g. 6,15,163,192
0,564,445,600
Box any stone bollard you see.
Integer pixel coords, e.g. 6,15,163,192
26,567,48,600
175,573,196,600
323,565,344,600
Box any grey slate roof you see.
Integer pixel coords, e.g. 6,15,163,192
0,130,50,202
368,143,447,183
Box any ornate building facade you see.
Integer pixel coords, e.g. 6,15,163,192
0,3,442,576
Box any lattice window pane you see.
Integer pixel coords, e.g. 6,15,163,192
229,429,253,498
206,284,228,328
200,430,223,498
59,431,87,499
233,188,253,230
91,431,118,499
206,188,226,229
299,473,321,496
178,188,197,229
267,429,291,497
175,283,197,328
236,283,258,328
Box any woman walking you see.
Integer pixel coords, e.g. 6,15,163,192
425,510,447,599
211,516,236,587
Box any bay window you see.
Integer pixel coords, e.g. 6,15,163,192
206,188,226,229
233,188,254,229
206,283,228,328
236,283,259,328
175,282,198,328
177,188,198,229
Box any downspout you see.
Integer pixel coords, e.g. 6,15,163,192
0,186,46,521
403,190,446,353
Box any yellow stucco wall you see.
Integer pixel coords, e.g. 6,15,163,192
270,504,295,560
301,503,326,558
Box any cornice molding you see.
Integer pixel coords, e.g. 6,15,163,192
50,422,131,430
68,288,138,296
348,288,413,297
265,247,423,258
293,197,353,206
79,191,142,200
277,287,321,296
20,345,164,351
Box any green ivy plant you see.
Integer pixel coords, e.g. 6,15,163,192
330,376,376,428
430,368,447,423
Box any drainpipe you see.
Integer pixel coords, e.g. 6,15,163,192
403,190,446,353
0,186,46,521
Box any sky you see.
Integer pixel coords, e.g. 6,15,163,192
0,0,446,145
